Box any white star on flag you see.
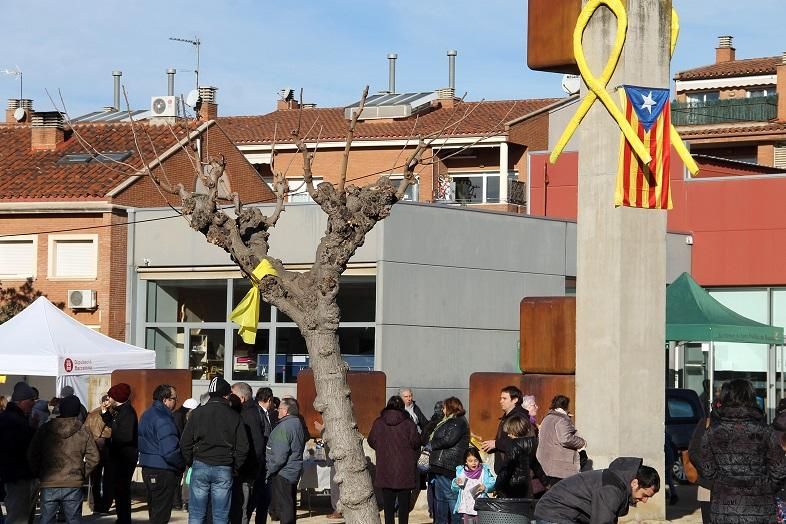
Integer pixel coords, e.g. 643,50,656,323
640,91,656,114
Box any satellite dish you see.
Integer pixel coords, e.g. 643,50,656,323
13,107,25,122
185,89,200,108
561,74,581,95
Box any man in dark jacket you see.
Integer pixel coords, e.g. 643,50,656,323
28,395,100,523
0,381,37,524
230,382,266,524
266,397,306,524
104,382,138,524
481,385,530,474
181,377,249,524
400,388,428,432
534,457,659,524
138,384,184,524
254,387,275,523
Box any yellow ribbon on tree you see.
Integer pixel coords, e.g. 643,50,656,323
230,259,279,344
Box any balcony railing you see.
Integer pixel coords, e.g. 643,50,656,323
672,95,777,126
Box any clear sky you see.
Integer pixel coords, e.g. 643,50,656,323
0,0,783,117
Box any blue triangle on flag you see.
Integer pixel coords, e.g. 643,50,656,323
623,85,670,132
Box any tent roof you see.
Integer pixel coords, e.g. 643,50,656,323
666,272,784,344
0,296,155,376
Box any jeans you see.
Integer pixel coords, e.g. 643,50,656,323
433,474,459,524
142,467,179,524
4,479,37,524
39,487,83,524
189,460,234,524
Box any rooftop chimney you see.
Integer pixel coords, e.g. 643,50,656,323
6,98,33,124
388,53,397,94
777,51,786,122
112,71,122,111
167,68,176,96
716,35,735,64
197,86,218,120
436,87,456,109
31,111,65,151
447,49,457,90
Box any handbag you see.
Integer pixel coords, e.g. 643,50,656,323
417,447,431,473
682,450,699,484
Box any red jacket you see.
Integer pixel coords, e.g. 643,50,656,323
368,408,421,489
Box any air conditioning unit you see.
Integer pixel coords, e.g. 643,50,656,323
68,289,97,310
150,95,178,117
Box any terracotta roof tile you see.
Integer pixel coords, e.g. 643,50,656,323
0,121,198,200
675,56,780,81
677,121,786,139
217,99,562,144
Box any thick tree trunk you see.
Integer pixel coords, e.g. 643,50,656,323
303,330,380,524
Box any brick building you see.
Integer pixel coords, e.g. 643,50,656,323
0,99,274,340
218,90,572,213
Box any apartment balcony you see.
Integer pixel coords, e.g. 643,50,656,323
672,95,777,126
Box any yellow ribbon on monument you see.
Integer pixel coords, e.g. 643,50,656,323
230,259,279,344
550,0,651,167
668,10,700,176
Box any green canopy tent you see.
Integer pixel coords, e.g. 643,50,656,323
666,272,784,415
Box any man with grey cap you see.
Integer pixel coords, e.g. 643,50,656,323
0,381,37,524
181,376,249,523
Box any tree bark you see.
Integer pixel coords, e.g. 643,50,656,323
303,329,380,524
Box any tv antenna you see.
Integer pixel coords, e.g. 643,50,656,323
1,66,23,100
169,36,201,91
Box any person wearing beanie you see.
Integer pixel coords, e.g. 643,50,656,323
0,381,37,524
181,376,249,523
103,383,138,524
28,394,99,523
59,385,88,422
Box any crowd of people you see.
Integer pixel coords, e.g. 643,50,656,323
0,379,664,524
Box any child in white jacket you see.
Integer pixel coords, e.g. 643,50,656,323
451,448,496,523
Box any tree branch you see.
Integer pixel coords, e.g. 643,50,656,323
337,86,368,195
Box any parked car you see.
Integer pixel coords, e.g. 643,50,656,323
665,388,704,482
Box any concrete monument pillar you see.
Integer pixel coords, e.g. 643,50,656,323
574,0,670,519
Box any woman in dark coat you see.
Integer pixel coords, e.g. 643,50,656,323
427,397,469,524
698,379,786,524
368,396,421,524
495,414,549,498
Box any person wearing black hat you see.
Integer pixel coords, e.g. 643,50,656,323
103,383,138,524
180,376,249,524
28,395,100,524
0,381,37,524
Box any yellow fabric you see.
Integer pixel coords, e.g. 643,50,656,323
229,259,279,344
669,9,700,177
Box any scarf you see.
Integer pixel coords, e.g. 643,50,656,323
463,466,482,480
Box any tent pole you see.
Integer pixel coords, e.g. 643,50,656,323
709,342,715,412
780,345,784,404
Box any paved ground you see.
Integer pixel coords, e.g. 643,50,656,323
7,484,701,523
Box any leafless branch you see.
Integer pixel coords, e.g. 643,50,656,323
337,86,368,194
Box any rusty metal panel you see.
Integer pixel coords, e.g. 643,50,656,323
468,373,528,441
469,372,576,437
527,0,581,74
297,369,386,438
110,369,193,419
520,296,576,374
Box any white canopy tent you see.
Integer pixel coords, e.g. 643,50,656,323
0,297,154,404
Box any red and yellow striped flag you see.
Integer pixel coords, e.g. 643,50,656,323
615,85,672,209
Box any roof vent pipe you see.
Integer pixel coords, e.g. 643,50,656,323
447,50,457,90
167,68,176,96
112,71,122,111
388,53,397,94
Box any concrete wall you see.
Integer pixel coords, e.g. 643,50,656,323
376,203,572,412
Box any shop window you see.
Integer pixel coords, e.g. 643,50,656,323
277,277,375,323
0,236,37,279
188,328,226,380
233,330,271,382
146,280,227,322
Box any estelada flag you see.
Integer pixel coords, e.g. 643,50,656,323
615,85,672,209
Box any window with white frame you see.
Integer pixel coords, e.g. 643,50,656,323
287,177,323,203
746,88,771,98
0,236,37,279
449,172,515,204
48,235,98,279
686,91,720,105
388,175,419,201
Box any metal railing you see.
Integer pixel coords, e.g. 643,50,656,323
672,95,777,126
